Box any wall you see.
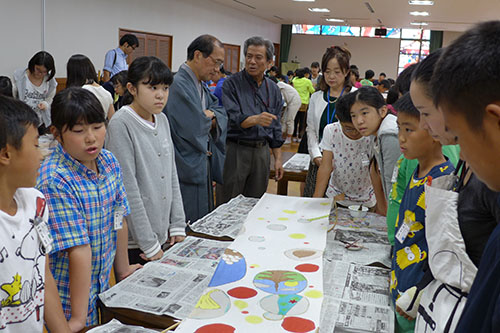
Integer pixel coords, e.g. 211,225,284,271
0,0,280,77
289,34,400,79
442,31,463,47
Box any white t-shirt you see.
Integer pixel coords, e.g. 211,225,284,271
0,188,50,332
320,122,376,207
23,73,52,127
83,84,113,118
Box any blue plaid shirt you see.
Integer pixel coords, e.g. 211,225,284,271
37,143,129,325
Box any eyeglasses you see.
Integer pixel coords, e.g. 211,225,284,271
208,55,224,69
129,44,137,51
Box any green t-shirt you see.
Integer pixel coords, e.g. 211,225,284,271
292,77,315,104
360,79,374,86
385,145,461,245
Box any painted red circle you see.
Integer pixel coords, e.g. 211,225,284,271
195,323,235,333
295,264,320,272
227,286,258,299
242,310,249,314
281,317,316,332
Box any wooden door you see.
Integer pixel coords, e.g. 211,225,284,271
119,29,173,68
222,43,240,74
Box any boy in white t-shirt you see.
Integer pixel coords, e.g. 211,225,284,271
0,96,69,332
313,92,375,208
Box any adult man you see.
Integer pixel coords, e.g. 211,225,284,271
164,34,227,222
102,34,139,82
219,36,284,204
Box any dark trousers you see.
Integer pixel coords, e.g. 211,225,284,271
293,108,307,138
217,140,270,205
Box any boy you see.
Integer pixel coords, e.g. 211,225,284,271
0,96,69,332
313,92,375,209
431,20,500,333
389,93,454,333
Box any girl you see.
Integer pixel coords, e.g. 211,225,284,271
66,54,115,120
105,56,186,265
313,92,375,209
13,51,57,134
37,88,139,330
292,68,315,141
304,46,354,197
400,49,500,333
349,86,400,214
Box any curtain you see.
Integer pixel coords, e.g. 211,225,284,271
430,30,443,53
279,24,292,66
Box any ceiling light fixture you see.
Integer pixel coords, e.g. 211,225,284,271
411,22,429,26
293,0,315,2
326,18,345,22
409,0,434,5
308,8,330,12
410,11,429,16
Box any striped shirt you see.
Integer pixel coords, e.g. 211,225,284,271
37,143,129,325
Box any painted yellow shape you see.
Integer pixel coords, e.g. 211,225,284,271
245,315,263,324
305,290,323,298
234,300,248,310
283,210,297,214
195,289,221,309
396,244,427,270
257,217,265,220
284,281,298,287
277,217,289,221
289,233,306,239
320,202,330,206
250,264,260,268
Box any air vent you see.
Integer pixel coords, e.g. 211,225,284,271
233,0,256,10
273,15,284,20
377,18,382,24
364,2,375,13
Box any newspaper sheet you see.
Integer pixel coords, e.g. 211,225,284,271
330,207,388,233
282,153,310,171
98,237,230,319
325,226,392,268
188,194,259,238
87,319,160,332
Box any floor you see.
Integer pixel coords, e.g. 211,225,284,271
266,141,303,197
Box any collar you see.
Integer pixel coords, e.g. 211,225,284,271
55,143,107,179
115,47,126,57
243,69,265,87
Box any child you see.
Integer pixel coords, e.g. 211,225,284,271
277,74,301,144
106,56,186,265
12,51,57,134
37,88,140,330
390,93,455,333
0,96,69,332
349,86,400,214
0,76,13,97
313,91,375,210
292,68,315,141
430,20,500,333
66,54,115,120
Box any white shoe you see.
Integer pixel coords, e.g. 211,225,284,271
284,137,292,144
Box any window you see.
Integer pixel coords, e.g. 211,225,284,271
398,28,430,74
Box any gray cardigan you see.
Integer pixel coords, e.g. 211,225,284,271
106,107,186,258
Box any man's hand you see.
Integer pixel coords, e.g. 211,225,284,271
274,159,284,181
169,235,186,245
203,109,215,119
255,112,277,127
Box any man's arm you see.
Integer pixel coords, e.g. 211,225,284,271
67,244,92,332
102,70,111,83
44,258,71,332
241,112,277,128
272,147,283,181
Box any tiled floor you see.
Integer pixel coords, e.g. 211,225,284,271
266,141,303,197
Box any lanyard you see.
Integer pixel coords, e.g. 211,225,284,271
246,72,270,110
327,86,346,124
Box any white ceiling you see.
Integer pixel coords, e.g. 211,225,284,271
210,0,500,32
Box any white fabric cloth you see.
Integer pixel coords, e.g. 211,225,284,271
0,188,49,332
83,84,113,118
320,122,376,207
415,178,477,333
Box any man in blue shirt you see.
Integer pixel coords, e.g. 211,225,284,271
219,36,284,204
102,34,139,82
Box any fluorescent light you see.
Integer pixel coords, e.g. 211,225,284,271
308,7,330,12
409,11,429,16
411,22,429,26
326,18,345,22
293,0,315,2
409,0,434,5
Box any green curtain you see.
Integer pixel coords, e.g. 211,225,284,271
430,30,443,53
279,24,292,66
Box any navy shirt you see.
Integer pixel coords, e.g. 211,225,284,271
455,193,500,332
222,70,284,148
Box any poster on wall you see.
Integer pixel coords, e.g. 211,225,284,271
175,193,332,333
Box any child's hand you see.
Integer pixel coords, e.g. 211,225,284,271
117,263,142,282
396,305,415,321
38,102,47,110
395,286,422,320
169,235,186,245
140,249,164,262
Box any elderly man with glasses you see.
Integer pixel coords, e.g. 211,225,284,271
164,34,227,223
